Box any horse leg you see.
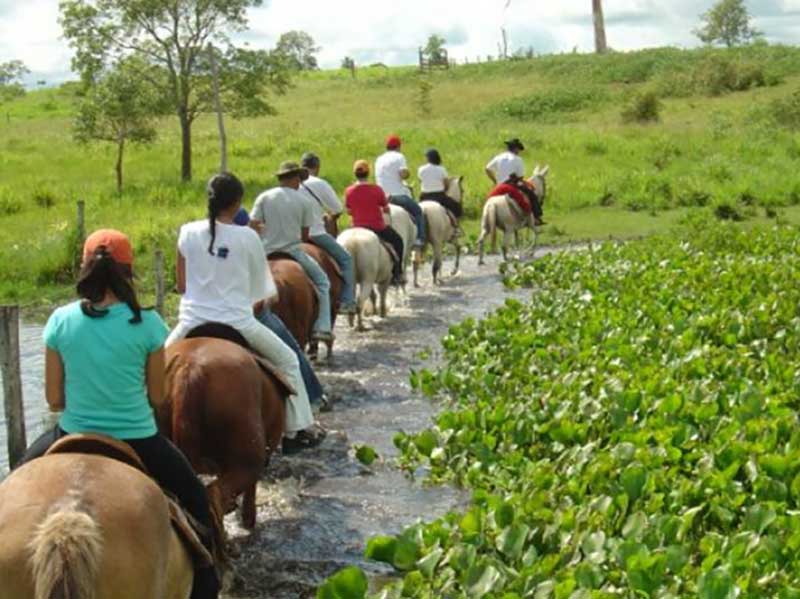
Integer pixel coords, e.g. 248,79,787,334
413,247,422,288
502,228,513,262
242,483,257,531
379,284,389,318
452,241,460,276
432,241,443,285
307,341,319,362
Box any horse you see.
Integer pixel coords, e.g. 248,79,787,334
478,165,550,265
160,337,288,530
337,227,393,331
0,452,195,599
269,254,318,350
415,176,464,286
387,204,418,289
301,242,343,361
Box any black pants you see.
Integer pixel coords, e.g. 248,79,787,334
19,428,219,599
374,226,404,280
420,191,463,219
516,184,543,219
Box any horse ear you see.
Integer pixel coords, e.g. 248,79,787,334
542,165,550,176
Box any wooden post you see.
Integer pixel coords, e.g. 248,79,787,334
0,306,26,469
154,249,166,317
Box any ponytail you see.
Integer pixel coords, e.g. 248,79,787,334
77,250,144,324
206,172,245,256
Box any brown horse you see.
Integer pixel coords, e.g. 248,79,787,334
0,453,194,599
160,337,288,530
269,244,343,360
302,242,343,360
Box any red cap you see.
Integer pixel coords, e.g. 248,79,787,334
83,229,134,266
386,135,402,150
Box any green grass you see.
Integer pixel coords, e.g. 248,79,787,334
3,44,800,318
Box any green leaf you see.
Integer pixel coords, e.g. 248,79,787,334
698,567,736,599
496,523,530,559
316,566,368,599
416,547,443,579
414,430,438,457
466,563,502,598
621,464,648,502
355,444,378,466
365,536,397,564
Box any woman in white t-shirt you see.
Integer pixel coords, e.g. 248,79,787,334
418,149,463,219
166,173,323,453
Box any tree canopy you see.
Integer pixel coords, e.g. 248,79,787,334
274,31,320,71
694,0,762,47
423,35,447,62
60,0,291,181
0,60,29,104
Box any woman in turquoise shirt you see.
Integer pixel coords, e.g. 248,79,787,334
18,229,219,599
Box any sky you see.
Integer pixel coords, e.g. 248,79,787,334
1,0,799,85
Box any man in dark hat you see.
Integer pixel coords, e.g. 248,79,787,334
251,161,334,343
485,138,545,226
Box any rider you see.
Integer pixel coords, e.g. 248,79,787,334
418,148,464,227
299,152,358,315
167,173,323,454
18,229,220,599
375,135,426,247
485,138,545,226
346,159,405,287
251,162,334,344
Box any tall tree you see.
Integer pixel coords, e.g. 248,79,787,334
274,31,320,71
423,34,447,62
694,0,762,47
0,60,29,104
60,0,290,182
74,58,160,192
592,0,608,54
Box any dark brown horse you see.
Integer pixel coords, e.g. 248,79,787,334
269,244,343,360
159,337,288,530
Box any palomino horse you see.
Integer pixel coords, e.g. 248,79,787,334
0,453,194,599
415,176,464,286
337,227,393,331
160,337,288,529
478,165,550,264
302,242,343,360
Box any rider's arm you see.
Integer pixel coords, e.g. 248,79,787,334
485,167,497,184
45,347,65,412
145,348,166,410
176,249,186,294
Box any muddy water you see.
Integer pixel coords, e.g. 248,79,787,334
0,248,551,596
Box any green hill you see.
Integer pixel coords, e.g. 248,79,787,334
2,45,800,312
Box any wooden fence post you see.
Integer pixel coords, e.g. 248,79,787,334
154,249,166,317
0,306,26,469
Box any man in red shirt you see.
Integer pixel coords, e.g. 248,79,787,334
345,160,406,286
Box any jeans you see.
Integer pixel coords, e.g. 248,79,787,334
257,309,324,405
310,233,356,307
18,428,220,598
389,195,425,243
287,246,332,334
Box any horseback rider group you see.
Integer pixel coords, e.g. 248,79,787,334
8,134,544,599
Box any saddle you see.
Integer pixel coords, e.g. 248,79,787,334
185,323,295,396
45,434,213,568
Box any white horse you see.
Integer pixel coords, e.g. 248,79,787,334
415,177,464,286
478,165,549,265
337,228,393,330
388,203,418,288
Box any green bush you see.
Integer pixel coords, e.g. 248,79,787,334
621,91,662,124
769,89,800,130
0,192,22,216
485,86,607,121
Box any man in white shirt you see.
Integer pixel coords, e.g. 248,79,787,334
485,138,545,226
299,152,357,315
375,135,425,247
251,162,334,342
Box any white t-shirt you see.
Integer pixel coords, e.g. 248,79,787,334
486,151,525,183
375,151,410,197
418,164,449,193
300,176,343,237
178,219,275,328
251,186,315,254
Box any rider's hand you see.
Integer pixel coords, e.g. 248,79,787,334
249,219,265,235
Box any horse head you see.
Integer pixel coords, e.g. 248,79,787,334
530,164,549,204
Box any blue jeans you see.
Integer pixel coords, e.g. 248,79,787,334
257,309,324,405
311,234,356,307
389,195,425,243
287,246,332,334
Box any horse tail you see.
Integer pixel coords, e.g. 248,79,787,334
486,200,498,251
29,501,102,599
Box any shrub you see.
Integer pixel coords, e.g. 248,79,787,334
584,138,608,156
769,89,800,130
486,86,607,121
714,202,744,221
621,91,662,124
0,192,22,216
32,187,58,209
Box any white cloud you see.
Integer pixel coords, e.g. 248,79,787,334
0,0,797,82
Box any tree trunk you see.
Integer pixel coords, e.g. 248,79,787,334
180,111,192,182
208,45,228,173
592,0,608,54
116,138,125,193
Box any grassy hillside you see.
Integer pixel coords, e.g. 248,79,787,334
2,45,800,314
